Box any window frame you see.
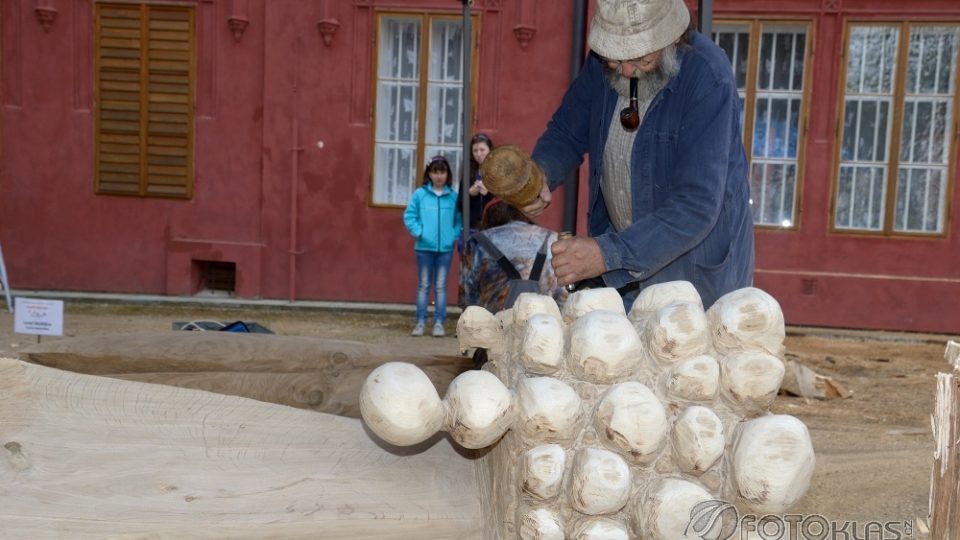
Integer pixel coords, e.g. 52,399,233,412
93,1,197,199
368,10,479,209
714,18,815,231
830,20,960,238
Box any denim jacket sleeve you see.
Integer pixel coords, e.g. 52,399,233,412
596,63,741,281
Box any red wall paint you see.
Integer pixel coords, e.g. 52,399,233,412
1,0,959,333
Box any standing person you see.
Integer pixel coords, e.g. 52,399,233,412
521,0,754,309
457,133,496,235
403,156,462,337
459,200,567,314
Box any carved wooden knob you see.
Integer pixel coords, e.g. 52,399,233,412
479,145,545,208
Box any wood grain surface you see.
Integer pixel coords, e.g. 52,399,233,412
19,332,473,417
0,357,483,539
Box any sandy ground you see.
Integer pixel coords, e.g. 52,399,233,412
0,300,954,534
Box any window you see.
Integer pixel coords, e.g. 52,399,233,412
834,23,959,235
371,13,473,206
714,21,811,229
94,2,195,198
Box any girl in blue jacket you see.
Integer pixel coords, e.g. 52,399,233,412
403,156,462,337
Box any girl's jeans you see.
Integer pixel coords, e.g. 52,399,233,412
415,249,453,324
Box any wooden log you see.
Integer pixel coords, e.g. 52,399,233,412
18,332,472,418
929,340,960,538
0,357,482,539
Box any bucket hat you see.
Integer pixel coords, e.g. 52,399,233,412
588,0,691,61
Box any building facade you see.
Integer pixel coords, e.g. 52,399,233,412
1,0,959,333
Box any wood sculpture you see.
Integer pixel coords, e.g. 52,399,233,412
19,331,472,417
0,356,482,539
361,282,816,539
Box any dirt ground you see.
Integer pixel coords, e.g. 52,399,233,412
0,300,953,533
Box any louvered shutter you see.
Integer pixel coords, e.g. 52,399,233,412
95,3,195,198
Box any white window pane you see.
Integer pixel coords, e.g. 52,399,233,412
376,82,418,142
379,18,420,79
893,25,957,233
373,145,417,205
749,24,806,226
836,25,899,231
750,161,798,227
430,20,463,82
907,27,960,94
425,84,462,146
836,166,855,228
847,26,898,94
373,14,469,204
836,165,885,231
713,24,750,90
373,16,421,205
426,18,465,176
895,167,945,233
713,25,749,129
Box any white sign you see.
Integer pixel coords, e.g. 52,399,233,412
14,298,64,336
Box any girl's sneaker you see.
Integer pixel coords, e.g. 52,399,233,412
432,322,445,337
411,322,426,336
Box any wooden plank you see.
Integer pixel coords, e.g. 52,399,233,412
148,102,189,114
19,332,474,418
146,122,188,135
101,80,141,92
148,134,189,146
98,173,140,184
100,162,140,173
145,185,189,197
96,182,140,194
147,164,187,176
930,343,960,538
148,145,187,157
930,372,959,538
0,357,482,539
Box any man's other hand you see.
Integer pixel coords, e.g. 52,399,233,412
551,236,605,287
521,182,552,218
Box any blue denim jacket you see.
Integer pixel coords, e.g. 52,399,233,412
532,32,754,308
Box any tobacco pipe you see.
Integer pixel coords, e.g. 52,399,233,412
619,77,640,131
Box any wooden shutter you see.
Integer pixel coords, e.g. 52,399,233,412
95,3,195,198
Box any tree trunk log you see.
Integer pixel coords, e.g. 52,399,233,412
19,332,472,418
0,357,482,539
930,341,960,538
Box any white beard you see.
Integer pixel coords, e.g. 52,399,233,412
606,44,681,100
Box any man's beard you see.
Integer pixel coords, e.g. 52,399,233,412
605,44,681,100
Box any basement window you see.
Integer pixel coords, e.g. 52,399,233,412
194,260,236,297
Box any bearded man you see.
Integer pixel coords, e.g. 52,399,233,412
525,0,754,309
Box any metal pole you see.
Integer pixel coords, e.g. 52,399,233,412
698,0,713,38
461,0,472,245
563,0,588,234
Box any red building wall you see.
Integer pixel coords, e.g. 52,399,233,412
1,0,959,334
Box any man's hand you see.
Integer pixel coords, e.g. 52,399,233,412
521,182,552,218
551,236,606,287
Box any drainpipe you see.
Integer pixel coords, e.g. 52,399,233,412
563,0,588,233
288,37,304,302
460,0,472,245
698,0,713,37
